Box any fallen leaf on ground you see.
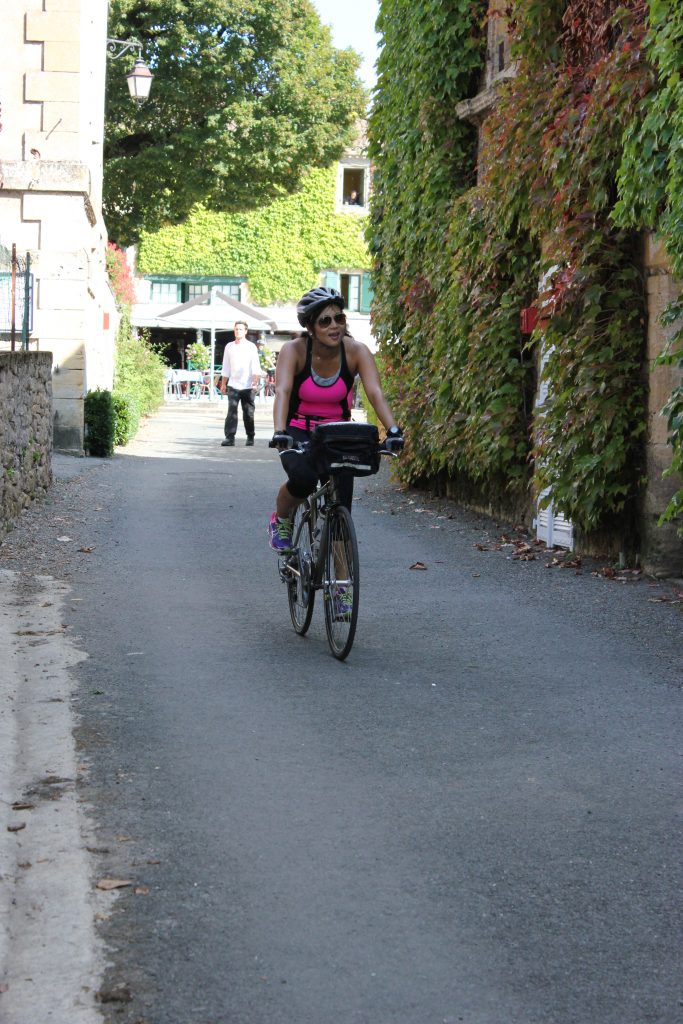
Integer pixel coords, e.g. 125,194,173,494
15,628,64,636
134,886,150,896
547,555,581,569
77,546,95,554
12,802,35,811
146,858,161,865
96,878,133,891
116,835,132,842
7,823,26,833
96,984,132,1004
409,561,428,570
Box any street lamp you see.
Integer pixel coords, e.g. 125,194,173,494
106,38,153,103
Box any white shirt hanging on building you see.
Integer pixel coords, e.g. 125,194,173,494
221,340,261,390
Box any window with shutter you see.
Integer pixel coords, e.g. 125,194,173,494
323,270,340,291
360,273,374,314
339,273,361,312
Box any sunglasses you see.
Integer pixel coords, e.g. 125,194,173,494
316,312,347,328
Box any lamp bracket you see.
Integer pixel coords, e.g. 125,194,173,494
106,37,143,61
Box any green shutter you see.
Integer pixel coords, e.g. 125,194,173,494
360,273,374,314
323,270,340,290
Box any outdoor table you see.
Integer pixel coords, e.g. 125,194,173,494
166,369,205,398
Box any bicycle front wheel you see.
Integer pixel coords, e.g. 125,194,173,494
323,505,359,660
288,504,315,635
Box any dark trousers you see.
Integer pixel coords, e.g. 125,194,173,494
224,387,255,440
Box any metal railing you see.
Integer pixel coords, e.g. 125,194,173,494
0,243,33,351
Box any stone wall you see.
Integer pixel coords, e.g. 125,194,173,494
0,352,53,540
641,235,683,577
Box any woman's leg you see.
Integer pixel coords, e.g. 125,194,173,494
276,482,302,520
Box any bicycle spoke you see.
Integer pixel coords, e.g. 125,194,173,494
323,506,359,660
287,505,315,635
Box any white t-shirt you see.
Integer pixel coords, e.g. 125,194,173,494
221,340,261,390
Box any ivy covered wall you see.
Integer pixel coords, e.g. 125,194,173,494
369,0,682,549
137,167,370,306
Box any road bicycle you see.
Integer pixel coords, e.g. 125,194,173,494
277,422,398,660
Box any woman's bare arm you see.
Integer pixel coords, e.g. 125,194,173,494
354,343,399,431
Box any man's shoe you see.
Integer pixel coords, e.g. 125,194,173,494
268,512,293,552
221,438,235,447
245,437,254,446
333,587,353,621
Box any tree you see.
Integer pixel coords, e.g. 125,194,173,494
105,0,366,244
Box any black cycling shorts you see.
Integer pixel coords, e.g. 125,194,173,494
280,425,353,510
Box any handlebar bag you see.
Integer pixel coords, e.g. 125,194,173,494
311,421,381,477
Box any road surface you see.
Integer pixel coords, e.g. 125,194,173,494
1,402,681,1024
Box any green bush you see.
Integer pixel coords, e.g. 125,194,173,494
112,391,141,446
114,311,167,429
186,341,211,370
84,389,115,457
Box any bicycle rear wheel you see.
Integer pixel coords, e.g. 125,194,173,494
323,505,359,660
287,504,315,635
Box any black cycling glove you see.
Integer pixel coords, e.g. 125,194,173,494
269,431,294,451
384,426,405,453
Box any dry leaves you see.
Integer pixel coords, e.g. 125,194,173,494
409,561,428,570
511,542,536,561
546,554,582,569
590,567,645,583
7,822,26,833
96,878,132,891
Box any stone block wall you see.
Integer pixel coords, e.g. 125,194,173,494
0,0,118,455
0,352,53,540
642,235,683,577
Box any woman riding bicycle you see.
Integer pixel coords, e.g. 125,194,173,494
268,286,404,552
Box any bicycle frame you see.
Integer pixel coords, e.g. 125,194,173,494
279,474,341,591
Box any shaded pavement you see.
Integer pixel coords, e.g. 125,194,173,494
0,401,681,1024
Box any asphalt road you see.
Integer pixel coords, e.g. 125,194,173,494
5,403,682,1024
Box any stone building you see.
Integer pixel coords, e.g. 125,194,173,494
456,3,682,575
0,0,118,453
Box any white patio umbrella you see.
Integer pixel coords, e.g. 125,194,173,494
157,291,279,333
154,291,279,401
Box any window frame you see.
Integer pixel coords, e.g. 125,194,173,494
147,276,244,304
336,159,372,214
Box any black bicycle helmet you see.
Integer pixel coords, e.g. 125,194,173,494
296,286,345,328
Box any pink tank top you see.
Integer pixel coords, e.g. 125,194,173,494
288,337,355,431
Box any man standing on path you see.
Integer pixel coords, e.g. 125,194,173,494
220,321,262,446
